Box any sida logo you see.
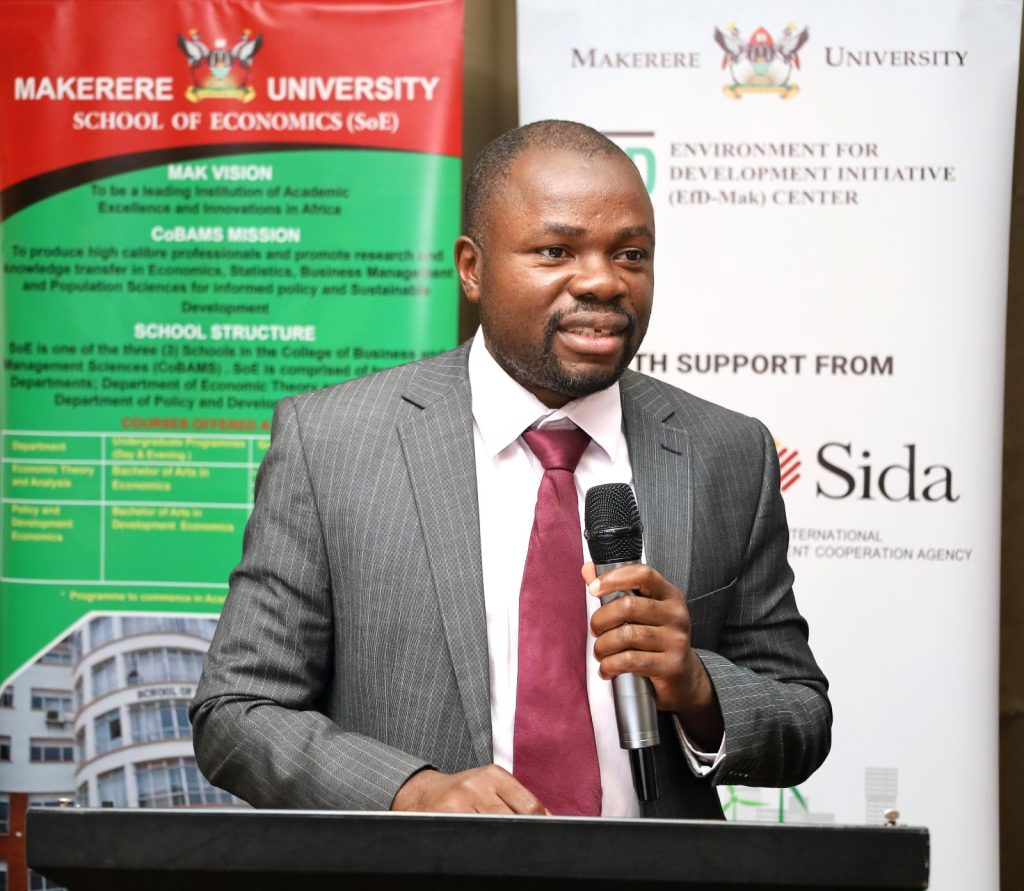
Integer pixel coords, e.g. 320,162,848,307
713,23,809,99
178,28,263,103
775,442,802,492
777,441,959,502
816,443,958,502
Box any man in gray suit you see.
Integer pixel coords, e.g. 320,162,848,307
191,120,830,819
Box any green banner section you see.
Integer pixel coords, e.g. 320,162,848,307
1,148,460,681
1,581,229,682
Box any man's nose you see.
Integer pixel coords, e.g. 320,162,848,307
568,253,626,302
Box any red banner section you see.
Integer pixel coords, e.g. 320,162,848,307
0,0,463,191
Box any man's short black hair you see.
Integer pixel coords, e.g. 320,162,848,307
463,120,630,245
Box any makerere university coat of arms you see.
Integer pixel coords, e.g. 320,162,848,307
714,23,809,98
178,28,263,102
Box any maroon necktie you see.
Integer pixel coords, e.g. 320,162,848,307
513,427,602,816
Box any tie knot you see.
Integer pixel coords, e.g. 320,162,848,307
522,427,591,472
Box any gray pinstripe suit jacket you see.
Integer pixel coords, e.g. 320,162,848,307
190,341,830,818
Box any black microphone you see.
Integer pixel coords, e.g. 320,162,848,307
584,482,660,802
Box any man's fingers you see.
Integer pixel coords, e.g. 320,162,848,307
461,765,543,815
464,764,546,816
473,798,516,815
590,592,687,637
392,764,548,815
586,563,683,602
583,567,715,718
493,772,548,816
592,618,683,659
596,649,683,682
581,561,598,585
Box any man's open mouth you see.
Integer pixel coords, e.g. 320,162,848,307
558,313,630,338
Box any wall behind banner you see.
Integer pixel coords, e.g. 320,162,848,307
460,1,1024,886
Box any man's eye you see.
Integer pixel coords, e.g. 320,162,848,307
539,247,567,260
619,248,646,262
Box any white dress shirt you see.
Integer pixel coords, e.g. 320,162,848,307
469,333,642,816
468,334,724,818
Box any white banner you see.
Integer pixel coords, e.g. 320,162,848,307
519,2,1019,888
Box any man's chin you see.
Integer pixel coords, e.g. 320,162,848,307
486,338,632,403
546,360,627,400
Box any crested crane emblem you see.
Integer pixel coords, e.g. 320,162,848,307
177,28,263,102
714,23,809,99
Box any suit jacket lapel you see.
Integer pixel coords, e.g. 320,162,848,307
392,360,695,776
397,348,493,764
620,372,700,819
619,371,693,597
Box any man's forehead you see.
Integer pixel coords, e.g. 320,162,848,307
507,143,630,182
470,142,653,243
538,221,655,243
502,145,649,209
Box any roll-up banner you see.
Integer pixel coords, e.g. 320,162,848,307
0,0,462,839
519,2,1018,888
0,0,462,678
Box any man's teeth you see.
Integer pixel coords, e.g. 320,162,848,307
569,326,612,336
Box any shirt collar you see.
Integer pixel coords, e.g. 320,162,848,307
468,330,623,461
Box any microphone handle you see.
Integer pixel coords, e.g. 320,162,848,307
595,559,661,750
595,559,660,802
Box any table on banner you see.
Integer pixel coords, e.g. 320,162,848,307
2,430,267,587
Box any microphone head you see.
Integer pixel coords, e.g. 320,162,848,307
584,483,643,563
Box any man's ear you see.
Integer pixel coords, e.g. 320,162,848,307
454,235,482,304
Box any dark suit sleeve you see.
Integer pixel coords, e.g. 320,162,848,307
693,421,832,788
189,398,429,809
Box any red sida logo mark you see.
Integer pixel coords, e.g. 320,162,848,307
776,442,802,492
